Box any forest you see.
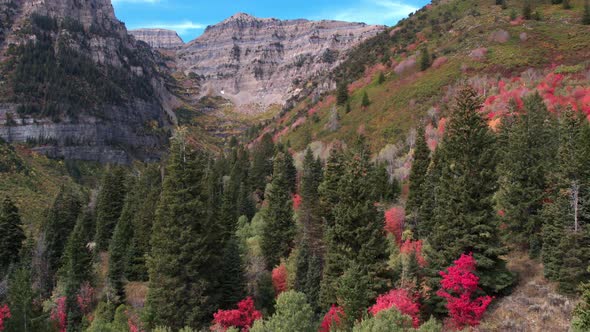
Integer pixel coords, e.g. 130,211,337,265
1,85,590,331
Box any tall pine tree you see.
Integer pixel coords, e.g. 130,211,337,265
0,197,25,274
94,167,127,251
427,87,513,298
406,124,430,231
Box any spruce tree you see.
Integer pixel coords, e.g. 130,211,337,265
407,125,430,231
336,264,372,328
0,197,25,273
94,167,127,251
300,148,323,253
361,91,370,107
523,0,532,19
427,87,513,297
283,148,298,194
43,186,81,290
319,144,345,228
497,93,556,255
261,152,296,269
420,48,431,71
6,265,45,332
416,147,442,239
337,82,349,106
145,132,222,330
572,268,590,331
219,236,247,309
584,0,590,25
320,137,390,307
304,253,322,312
377,72,385,84
250,133,275,196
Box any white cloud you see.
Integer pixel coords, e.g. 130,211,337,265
131,20,206,34
325,0,418,26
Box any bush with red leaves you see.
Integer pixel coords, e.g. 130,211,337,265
51,296,67,332
211,297,262,332
384,207,405,246
320,305,345,332
400,239,427,267
292,194,302,211
76,282,95,315
0,305,10,331
272,264,288,296
369,289,420,328
436,253,493,330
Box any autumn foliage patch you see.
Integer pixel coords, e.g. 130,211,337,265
369,289,420,328
319,305,345,332
271,264,288,296
211,297,262,332
384,207,405,246
0,305,10,331
436,253,493,330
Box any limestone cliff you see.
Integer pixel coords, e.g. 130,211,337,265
130,28,184,49
0,0,177,163
176,13,384,107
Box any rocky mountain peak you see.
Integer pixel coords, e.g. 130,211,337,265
130,28,184,49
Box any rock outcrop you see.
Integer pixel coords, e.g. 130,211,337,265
130,28,184,49
176,13,384,107
0,0,177,163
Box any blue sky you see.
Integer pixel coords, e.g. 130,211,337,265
112,0,430,42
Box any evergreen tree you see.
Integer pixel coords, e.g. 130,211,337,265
236,182,255,221
416,147,442,239
337,82,349,106
295,239,310,294
320,137,390,308
283,148,298,194
407,125,430,232
145,132,222,330
300,148,324,253
336,264,372,328
61,209,94,331
542,109,590,292
377,72,385,84
584,0,590,25
361,91,370,107
251,291,315,332
261,152,296,269
497,93,556,256
305,253,322,312
523,0,532,19
43,186,81,291
250,134,275,196
108,176,139,305
126,165,162,282
420,48,431,71
220,236,247,309
319,144,345,228
427,87,513,299
0,197,25,274
94,167,127,251
572,267,590,331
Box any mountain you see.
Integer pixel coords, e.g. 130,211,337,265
0,0,178,164
175,13,385,108
130,28,184,49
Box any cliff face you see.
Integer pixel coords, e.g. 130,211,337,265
176,13,384,107
0,0,177,163
130,28,184,49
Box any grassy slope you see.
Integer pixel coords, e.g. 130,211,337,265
261,0,590,153
0,141,90,232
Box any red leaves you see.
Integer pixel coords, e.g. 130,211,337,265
319,305,345,332
292,194,302,211
384,207,405,246
212,297,262,332
436,253,493,330
0,304,10,331
76,282,95,315
400,239,427,267
369,289,420,328
51,296,67,332
272,264,288,296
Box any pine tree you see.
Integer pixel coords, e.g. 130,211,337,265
361,91,370,107
336,264,372,328
145,132,222,330
523,0,532,19
377,72,385,84
420,48,431,71
416,147,442,239
407,125,430,231
94,167,127,251
319,144,345,228
6,265,46,332
250,134,275,196
497,93,556,256
584,0,590,24
572,268,590,331
220,237,247,309
108,176,139,305
300,148,323,253
261,152,296,269
295,239,310,293
62,209,94,330
427,87,513,298
43,186,81,291
236,181,255,221
283,148,297,194
321,137,390,308
0,197,25,273
305,253,322,312
337,82,348,106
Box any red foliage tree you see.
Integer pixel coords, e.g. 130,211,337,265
271,264,288,296
400,239,427,267
51,296,67,332
436,253,493,330
319,305,345,332
292,194,302,211
76,282,95,315
0,305,10,331
369,289,420,328
384,207,405,246
211,297,262,332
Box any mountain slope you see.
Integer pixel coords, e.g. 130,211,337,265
0,0,178,163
